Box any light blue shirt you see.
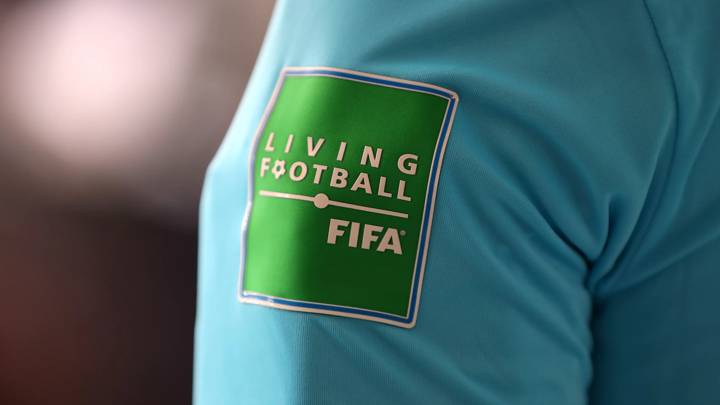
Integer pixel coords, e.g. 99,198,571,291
195,1,720,403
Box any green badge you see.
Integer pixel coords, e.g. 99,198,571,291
239,67,458,328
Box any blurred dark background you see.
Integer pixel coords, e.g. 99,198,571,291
0,1,274,404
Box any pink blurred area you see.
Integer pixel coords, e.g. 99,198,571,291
0,1,274,404
0,0,273,226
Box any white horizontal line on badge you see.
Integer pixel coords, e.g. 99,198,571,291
258,189,409,219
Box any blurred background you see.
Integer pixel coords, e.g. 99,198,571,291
0,0,274,403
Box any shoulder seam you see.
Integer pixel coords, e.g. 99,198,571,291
594,1,681,296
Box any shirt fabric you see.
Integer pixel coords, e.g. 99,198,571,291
194,1,720,404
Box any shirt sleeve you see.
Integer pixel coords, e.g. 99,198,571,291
590,1,720,404
193,1,690,404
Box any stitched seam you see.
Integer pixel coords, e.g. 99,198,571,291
595,1,682,297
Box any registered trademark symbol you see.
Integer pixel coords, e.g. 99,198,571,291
400,230,406,236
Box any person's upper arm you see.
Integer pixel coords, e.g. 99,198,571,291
194,1,680,403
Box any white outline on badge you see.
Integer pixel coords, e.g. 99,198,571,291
237,66,459,329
